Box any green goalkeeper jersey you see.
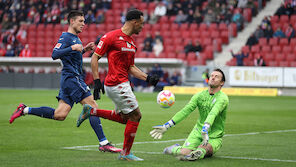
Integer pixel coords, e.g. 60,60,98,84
171,89,229,138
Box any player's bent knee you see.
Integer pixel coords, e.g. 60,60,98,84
54,113,68,121
88,100,98,109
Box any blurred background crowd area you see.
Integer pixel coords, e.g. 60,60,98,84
0,0,261,59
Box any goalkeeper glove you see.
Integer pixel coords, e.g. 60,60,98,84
201,123,210,146
146,74,159,86
150,120,175,139
93,79,105,100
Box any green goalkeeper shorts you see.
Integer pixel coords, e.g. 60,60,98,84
181,128,222,154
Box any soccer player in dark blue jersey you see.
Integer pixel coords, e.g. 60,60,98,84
9,10,121,153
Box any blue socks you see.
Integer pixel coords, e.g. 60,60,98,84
89,116,108,144
28,107,55,119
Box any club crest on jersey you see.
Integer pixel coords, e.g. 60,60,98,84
97,41,104,49
126,42,131,48
212,98,216,104
54,43,62,49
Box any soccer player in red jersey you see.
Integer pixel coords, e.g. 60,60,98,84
76,9,159,161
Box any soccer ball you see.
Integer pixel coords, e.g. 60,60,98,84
157,90,175,108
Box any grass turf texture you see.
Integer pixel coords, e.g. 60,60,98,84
1,89,296,167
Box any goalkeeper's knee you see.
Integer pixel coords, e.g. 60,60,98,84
171,145,182,155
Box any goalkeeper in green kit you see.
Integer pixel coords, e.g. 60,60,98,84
150,68,229,161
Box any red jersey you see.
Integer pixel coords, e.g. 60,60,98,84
94,29,136,86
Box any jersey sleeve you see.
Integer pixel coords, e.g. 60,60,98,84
171,93,200,125
205,94,229,126
52,35,72,60
94,34,111,57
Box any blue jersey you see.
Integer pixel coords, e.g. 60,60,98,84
52,32,91,107
52,32,83,77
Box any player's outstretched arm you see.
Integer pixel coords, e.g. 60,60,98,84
150,120,175,139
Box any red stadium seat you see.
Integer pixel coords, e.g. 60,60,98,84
280,15,289,24
226,58,236,66
275,53,286,61
289,38,296,46
261,45,271,53
189,23,198,31
213,38,222,52
282,46,292,54
272,45,281,54
187,52,197,61
170,23,179,31
258,38,267,46
243,8,252,22
264,53,275,61
173,38,182,46
191,31,200,38
176,53,186,60
160,23,169,31
167,52,176,58
175,45,184,53
203,38,212,46
180,24,188,31
268,61,278,67
181,31,190,38
205,46,214,60
158,53,167,58
279,38,289,47
221,31,229,44
136,52,147,58
286,53,295,61
210,31,220,39
209,23,218,31
269,37,278,46
229,23,237,37
279,61,289,67
270,15,279,24
251,45,260,53
199,23,207,31
201,31,211,40
241,45,250,53
159,16,169,23
147,53,156,58
290,15,296,24
290,61,296,67
218,23,227,30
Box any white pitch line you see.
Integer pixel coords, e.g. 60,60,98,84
62,129,296,163
217,156,296,163
62,129,296,150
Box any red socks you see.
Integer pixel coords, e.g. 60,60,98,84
90,108,139,155
90,108,126,124
122,120,139,155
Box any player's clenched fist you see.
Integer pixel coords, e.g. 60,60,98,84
93,79,105,100
146,74,159,86
71,44,83,52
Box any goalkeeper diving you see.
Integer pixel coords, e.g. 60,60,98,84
150,68,229,161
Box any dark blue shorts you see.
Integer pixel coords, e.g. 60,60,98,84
56,76,91,108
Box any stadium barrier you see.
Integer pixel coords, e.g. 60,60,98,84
164,86,278,96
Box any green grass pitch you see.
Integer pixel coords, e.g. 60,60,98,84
1,89,296,167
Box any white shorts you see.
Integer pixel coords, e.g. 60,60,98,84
104,81,138,114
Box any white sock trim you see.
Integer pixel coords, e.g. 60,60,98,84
23,107,29,114
99,140,109,146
